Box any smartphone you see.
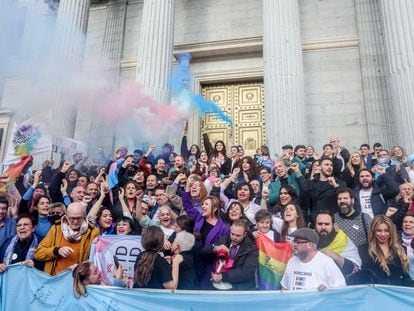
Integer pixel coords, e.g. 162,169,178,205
113,255,120,269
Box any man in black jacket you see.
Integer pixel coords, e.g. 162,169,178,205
205,220,258,290
296,157,346,222
352,168,399,218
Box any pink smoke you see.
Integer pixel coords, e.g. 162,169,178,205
79,77,182,128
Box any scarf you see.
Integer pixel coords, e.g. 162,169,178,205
61,216,89,242
401,232,414,248
4,234,39,265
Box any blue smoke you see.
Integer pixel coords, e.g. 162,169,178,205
169,52,232,126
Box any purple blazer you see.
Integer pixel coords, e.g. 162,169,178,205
182,191,229,247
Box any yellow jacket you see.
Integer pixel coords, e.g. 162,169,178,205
34,221,99,275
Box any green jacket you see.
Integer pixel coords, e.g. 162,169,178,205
268,173,300,207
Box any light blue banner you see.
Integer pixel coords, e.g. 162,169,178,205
1,264,414,311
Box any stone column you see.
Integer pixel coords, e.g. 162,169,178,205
20,1,56,59
262,0,306,155
378,0,414,151
101,1,127,82
135,0,175,104
0,0,14,51
354,0,393,148
51,0,91,138
87,0,127,155
0,0,16,103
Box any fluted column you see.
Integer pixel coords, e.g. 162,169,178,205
355,0,393,148
51,0,90,138
87,0,127,154
21,1,56,59
262,0,306,155
0,0,16,103
0,0,14,51
378,0,414,152
135,0,175,103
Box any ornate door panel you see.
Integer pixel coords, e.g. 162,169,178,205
201,82,265,156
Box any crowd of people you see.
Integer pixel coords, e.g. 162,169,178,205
1,128,414,297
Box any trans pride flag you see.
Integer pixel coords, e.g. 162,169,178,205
256,233,292,290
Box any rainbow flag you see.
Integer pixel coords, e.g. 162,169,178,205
256,233,292,290
0,155,33,191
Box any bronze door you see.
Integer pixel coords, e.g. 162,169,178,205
201,82,265,156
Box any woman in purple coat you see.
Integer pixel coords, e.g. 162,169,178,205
182,181,229,288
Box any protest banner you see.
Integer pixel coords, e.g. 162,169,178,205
51,136,87,161
90,235,142,286
1,265,414,311
3,118,51,165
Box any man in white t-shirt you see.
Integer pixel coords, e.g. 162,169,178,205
280,228,346,291
352,168,399,217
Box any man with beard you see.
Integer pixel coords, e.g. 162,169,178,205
352,168,399,219
281,228,345,291
168,155,186,176
334,187,371,264
117,155,138,187
315,211,361,279
295,157,346,221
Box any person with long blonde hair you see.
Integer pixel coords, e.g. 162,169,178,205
363,215,412,286
390,145,408,166
73,261,125,297
342,151,365,189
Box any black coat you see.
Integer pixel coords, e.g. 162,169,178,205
299,176,346,220
202,235,258,290
353,172,399,216
357,253,413,287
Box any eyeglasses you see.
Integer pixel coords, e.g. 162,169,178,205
68,216,85,222
17,223,32,228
